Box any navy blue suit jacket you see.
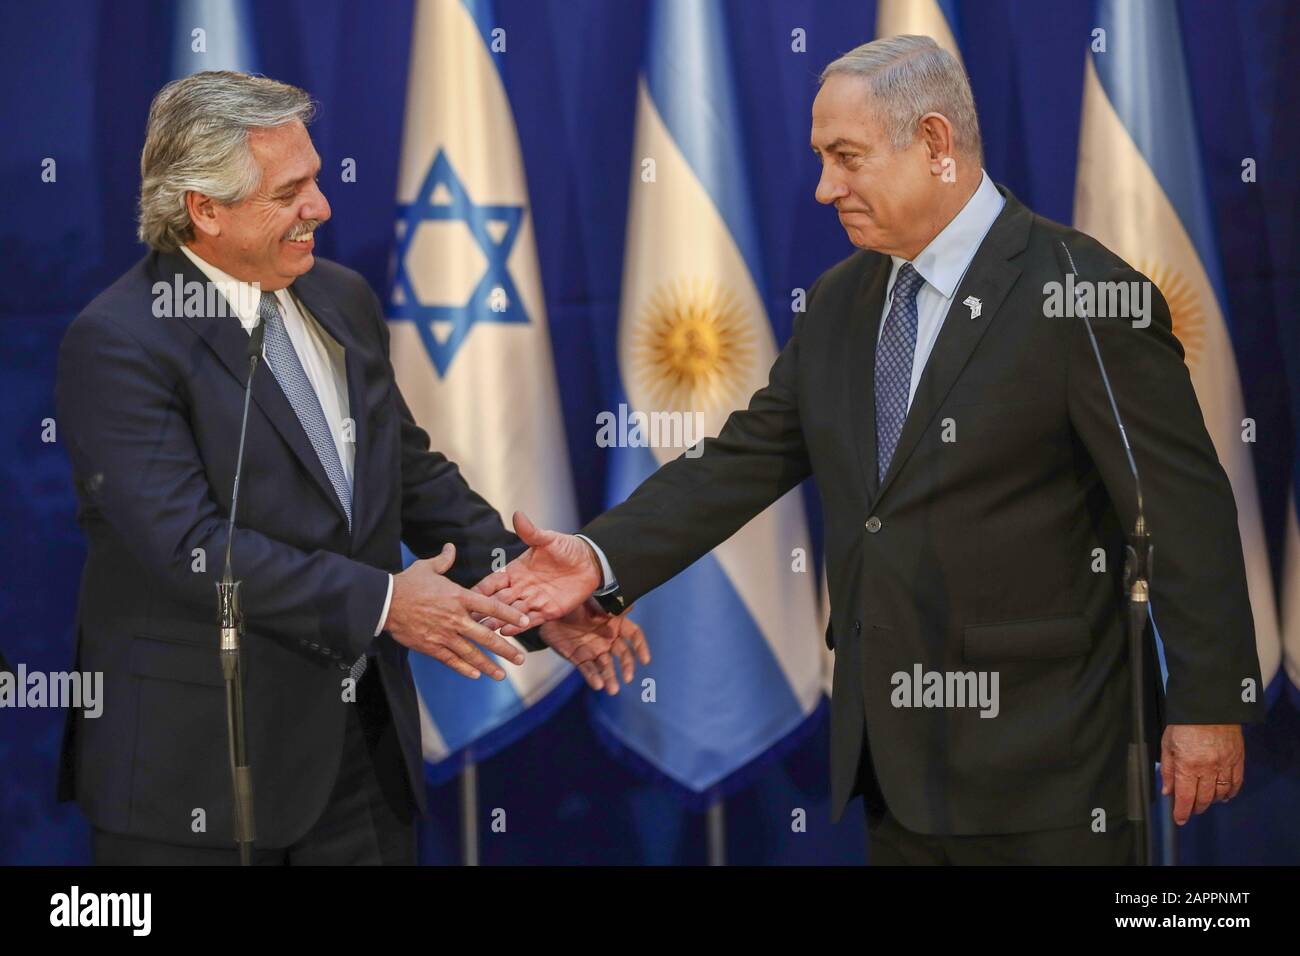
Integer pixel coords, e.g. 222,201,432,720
56,248,537,848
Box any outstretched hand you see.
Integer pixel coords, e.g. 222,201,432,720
474,511,604,632
540,603,650,694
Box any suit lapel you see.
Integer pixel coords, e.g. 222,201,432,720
846,255,891,503
872,188,1033,506
156,250,351,530
289,271,370,543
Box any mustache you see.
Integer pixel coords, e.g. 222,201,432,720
284,220,321,240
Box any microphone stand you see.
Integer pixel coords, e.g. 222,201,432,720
1058,242,1155,867
217,315,266,866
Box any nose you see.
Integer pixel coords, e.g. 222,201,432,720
815,164,848,206
301,179,331,223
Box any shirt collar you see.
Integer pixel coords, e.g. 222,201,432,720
179,244,280,331
888,170,1006,301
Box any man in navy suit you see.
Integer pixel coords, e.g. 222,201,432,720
56,71,646,865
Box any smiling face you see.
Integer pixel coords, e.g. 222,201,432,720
811,74,956,260
186,120,330,290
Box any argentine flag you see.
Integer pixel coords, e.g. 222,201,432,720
170,0,255,76
387,0,579,779
592,0,822,795
875,0,963,57
1073,0,1281,693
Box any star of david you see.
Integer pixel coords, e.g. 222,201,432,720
390,149,529,376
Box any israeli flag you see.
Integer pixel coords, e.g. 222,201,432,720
170,0,256,77
1074,0,1281,693
592,0,823,795
387,0,579,779
876,0,963,56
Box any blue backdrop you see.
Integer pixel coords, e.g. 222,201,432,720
1,0,1297,865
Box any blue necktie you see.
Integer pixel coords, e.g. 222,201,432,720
874,263,924,485
258,292,352,526
258,292,366,683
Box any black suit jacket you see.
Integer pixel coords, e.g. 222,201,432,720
582,187,1264,835
56,248,540,848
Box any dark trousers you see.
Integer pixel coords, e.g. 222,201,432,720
859,740,1133,866
93,666,417,866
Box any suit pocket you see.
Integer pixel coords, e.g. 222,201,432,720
956,615,1093,772
131,634,226,688
962,614,1091,664
128,636,230,839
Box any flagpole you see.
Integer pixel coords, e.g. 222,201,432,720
706,795,726,866
460,755,479,866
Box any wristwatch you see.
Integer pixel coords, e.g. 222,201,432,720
590,581,628,616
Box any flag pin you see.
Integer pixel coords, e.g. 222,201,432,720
963,295,982,320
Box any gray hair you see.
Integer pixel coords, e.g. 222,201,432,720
137,71,316,251
820,35,982,163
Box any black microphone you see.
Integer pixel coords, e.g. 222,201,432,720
216,309,264,864
1055,241,1147,521
1056,239,1155,867
222,315,266,580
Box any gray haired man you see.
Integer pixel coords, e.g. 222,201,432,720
479,35,1263,865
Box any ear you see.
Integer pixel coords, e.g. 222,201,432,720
917,112,956,176
185,190,221,239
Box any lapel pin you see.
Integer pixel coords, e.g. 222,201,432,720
963,295,982,320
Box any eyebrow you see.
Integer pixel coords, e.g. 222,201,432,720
811,138,869,154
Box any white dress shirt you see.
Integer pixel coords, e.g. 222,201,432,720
180,245,394,635
583,172,1006,593
879,169,1005,410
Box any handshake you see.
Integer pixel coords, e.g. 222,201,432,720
382,512,649,693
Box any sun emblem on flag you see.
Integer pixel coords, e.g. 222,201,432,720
630,278,755,412
1139,261,1205,370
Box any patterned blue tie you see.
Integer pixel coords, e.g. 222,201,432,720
874,263,924,485
258,292,352,527
257,292,367,683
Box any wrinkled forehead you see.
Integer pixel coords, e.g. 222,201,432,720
810,74,887,149
247,121,320,189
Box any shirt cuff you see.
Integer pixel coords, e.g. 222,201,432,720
575,534,617,591
374,573,394,637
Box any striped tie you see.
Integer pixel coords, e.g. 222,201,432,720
257,292,367,683
874,263,924,485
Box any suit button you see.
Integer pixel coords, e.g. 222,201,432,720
865,516,882,533
854,620,862,633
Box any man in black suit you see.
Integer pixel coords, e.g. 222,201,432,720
56,71,645,865
481,36,1263,864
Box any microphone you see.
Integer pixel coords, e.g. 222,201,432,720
1055,242,1146,521
215,308,265,865
1056,240,1155,867
222,315,266,580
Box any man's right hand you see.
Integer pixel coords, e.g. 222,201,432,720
383,543,530,680
473,511,604,632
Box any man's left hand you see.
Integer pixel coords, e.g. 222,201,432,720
539,603,650,694
1160,723,1244,825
